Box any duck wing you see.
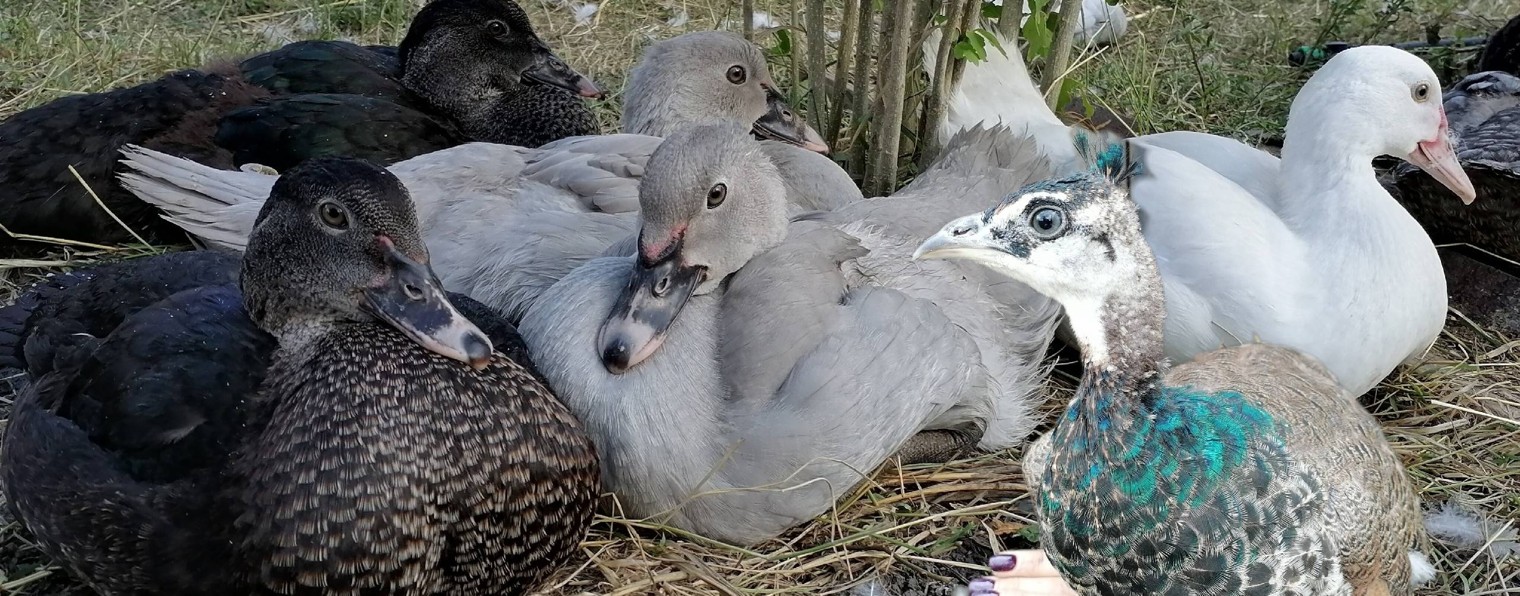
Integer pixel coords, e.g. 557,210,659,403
213,94,466,170
1133,131,1283,211
0,70,266,244
0,251,242,375
1128,144,1310,361
238,40,406,101
2,371,239,594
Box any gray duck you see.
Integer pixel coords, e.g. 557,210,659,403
0,0,596,246
917,138,1432,595
0,157,599,594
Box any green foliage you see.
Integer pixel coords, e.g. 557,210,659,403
1022,0,1058,59
953,28,1004,62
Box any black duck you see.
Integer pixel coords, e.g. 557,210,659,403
0,156,599,594
0,0,596,246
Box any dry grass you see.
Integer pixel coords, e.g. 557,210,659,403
1,0,1518,594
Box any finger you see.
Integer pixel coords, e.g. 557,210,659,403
1000,576,1081,596
989,549,1064,579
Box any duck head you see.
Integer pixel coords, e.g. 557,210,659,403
1290,46,1475,204
622,31,828,153
598,123,789,374
242,157,494,370
398,0,600,103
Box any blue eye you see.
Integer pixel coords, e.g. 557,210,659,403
1028,206,1067,240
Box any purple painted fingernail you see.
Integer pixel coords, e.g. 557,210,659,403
970,590,999,596
969,577,996,592
989,554,1017,572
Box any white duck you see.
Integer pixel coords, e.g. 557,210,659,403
934,38,1476,396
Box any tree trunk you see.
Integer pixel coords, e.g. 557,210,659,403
1041,0,1083,110
865,0,918,197
742,0,755,41
846,0,877,178
917,0,966,168
828,0,861,149
804,0,828,134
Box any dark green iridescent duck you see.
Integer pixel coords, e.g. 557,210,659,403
0,157,599,595
917,137,1432,596
0,0,597,246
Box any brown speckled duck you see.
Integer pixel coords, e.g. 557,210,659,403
0,157,599,595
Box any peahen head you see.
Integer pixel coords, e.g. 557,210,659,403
915,129,1161,366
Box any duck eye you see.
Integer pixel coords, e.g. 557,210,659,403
706,183,728,209
1027,206,1068,240
485,20,508,37
318,202,350,230
726,65,747,85
1412,82,1430,102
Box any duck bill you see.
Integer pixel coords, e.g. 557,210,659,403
522,49,602,98
364,237,494,370
597,250,705,374
753,87,829,153
1406,120,1476,205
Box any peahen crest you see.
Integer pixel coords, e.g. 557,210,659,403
1071,126,1143,190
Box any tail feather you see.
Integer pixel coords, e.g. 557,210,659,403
118,145,270,252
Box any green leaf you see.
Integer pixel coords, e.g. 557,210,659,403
770,28,792,57
972,28,1005,57
981,0,1003,20
953,30,989,63
1057,75,1080,110
1021,0,1055,58
932,13,948,26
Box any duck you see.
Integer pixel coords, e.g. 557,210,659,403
0,156,599,594
122,31,847,319
219,0,602,170
931,36,1477,396
1391,70,1520,262
0,0,597,246
1478,12,1520,75
515,121,1061,546
916,138,1433,595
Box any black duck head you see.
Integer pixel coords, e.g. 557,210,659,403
398,0,600,104
242,157,494,370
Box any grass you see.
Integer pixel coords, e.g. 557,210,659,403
2,0,1519,594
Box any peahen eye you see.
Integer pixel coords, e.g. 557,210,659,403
706,183,728,209
318,202,350,230
1027,206,1068,240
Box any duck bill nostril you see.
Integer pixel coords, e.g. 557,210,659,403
365,240,494,369
596,257,704,374
522,54,603,98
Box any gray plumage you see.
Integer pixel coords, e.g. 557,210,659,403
123,32,854,318
517,123,1061,545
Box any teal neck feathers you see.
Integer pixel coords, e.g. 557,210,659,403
1038,255,1307,591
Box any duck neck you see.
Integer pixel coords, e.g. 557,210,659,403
1275,103,1392,240
1061,255,1169,433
